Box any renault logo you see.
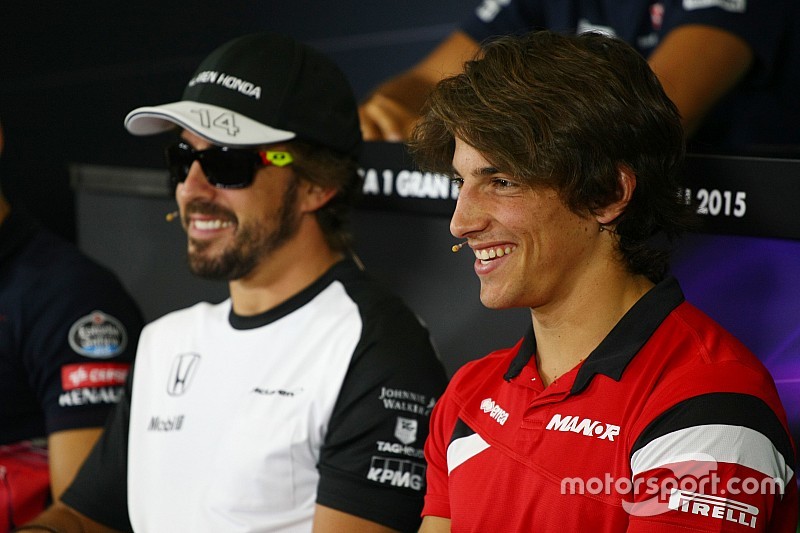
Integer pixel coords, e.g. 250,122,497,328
167,353,201,396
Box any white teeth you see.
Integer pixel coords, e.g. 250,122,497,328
474,246,515,261
194,219,233,230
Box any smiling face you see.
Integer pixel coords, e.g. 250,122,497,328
175,131,301,281
450,138,607,311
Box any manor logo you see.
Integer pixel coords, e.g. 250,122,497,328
545,413,620,441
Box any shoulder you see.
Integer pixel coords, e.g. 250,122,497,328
449,344,520,388
142,300,229,335
662,301,778,392
628,302,795,482
335,265,438,357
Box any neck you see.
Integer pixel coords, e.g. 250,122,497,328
228,217,343,316
532,266,654,387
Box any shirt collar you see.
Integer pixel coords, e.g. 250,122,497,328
503,276,685,393
228,257,362,330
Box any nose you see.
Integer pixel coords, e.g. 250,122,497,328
176,161,215,201
449,183,487,239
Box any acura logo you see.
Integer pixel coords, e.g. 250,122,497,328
167,353,201,396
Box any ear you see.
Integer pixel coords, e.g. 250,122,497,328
596,165,636,226
299,181,338,214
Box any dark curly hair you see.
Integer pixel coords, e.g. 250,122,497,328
285,140,361,253
408,30,697,282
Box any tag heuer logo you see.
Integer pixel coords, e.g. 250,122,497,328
167,353,201,396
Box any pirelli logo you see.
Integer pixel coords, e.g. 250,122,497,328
669,490,758,528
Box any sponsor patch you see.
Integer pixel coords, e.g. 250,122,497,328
683,0,746,13
480,397,509,425
376,440,425,458
61,363,129,391
669,490,758,528
545,413,620,441
368,456,426,491
68,311,127,358
148,415,186,432
378,386,437,416
58,386,123,407
394,416,418,445
167,353,201,396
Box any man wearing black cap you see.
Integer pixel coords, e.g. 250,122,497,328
17,33,447,533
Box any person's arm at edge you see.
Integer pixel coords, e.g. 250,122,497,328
418,516,451,532
14,501,123,533
358,30,480,141
647,24,753,138
312,504,403,532
47,428,103,501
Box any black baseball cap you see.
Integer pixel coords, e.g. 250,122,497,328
124,33,362,157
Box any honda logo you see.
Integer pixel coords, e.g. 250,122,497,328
167,353,201,396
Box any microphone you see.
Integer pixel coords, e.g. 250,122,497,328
451,241,468,253
165,211,179,222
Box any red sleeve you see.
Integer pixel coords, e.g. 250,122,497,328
421,379,463,519
625,392,797,532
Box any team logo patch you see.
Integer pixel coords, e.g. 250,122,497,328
394,417,418,445
545,413,620,441
167,353,201,396
68,311,127,358
61,363,129,390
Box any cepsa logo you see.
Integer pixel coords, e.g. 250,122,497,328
61,363,129,390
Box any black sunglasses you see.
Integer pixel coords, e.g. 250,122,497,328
164,142,294,189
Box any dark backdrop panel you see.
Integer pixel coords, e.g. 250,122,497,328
73,183,530,378
73,147,800,451
0,0,471,241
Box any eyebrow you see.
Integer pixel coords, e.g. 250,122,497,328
451,165,501,177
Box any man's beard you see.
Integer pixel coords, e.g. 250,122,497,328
186,177,300,281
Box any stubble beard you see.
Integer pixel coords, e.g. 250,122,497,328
186,178,300,281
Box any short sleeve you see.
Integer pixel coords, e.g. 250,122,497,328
626,392,797,531
60,370,134,532
315,295,448,532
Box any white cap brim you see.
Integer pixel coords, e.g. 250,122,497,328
124,101,296,148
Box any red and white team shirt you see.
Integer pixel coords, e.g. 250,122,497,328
423,276,797,532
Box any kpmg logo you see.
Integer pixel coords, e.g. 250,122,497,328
167,353,201,396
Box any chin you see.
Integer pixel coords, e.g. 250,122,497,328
479,292,514,310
